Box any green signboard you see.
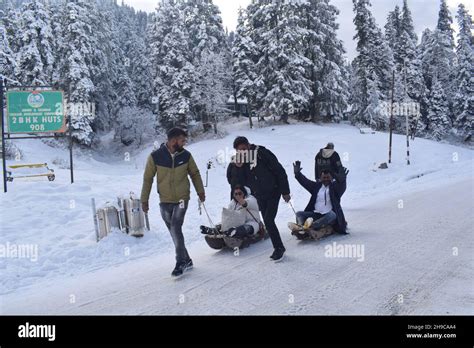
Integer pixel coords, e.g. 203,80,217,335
7,90,65,134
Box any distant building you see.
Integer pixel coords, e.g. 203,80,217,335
226,96,249,117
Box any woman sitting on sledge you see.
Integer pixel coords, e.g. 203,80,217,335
200,185,262,239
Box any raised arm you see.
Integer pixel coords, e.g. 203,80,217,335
333,167,349,197
295,172,319,194
294,161,318,194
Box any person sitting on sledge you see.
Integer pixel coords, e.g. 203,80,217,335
290,161,349,235
200,185,261,239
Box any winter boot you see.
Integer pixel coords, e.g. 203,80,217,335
270,247,286,262
171,259,193,278
303,218,314,231
200,225,219,235
224,228,237,238
288,222,303,233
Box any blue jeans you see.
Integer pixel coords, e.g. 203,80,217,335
296,211,337,230
160,202,190,263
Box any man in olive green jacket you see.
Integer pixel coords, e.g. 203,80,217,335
141,128,205,278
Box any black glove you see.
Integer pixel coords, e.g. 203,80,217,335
293,161,303,175
335,167,349,182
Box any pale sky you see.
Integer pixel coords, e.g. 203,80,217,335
124,0,473,60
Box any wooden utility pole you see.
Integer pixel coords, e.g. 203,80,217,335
404,61,411,166
389,70,395,164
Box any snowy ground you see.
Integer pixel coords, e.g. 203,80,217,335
0,122,473,315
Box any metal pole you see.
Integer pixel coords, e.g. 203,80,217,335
389,70,395,164
91,198,100,242
68,116,74,184
406,118,411,165
1,79,7,193
144,212,150,232
205,160,211,188
288,200,297,216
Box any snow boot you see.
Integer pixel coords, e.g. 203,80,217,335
224,228,237,238
200,225,219,235
288,222,303,233
303,218,314,231
171,259,193,278
270,247,286,262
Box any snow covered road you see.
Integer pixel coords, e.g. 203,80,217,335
2,177,472,315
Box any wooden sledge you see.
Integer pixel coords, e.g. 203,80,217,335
288,222,335,241
205,227,269,250
7,163,55,182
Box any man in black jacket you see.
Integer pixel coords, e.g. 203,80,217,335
315,142,344,181
233,136,291,262
293,161,348,235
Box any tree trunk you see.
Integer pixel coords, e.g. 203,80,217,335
248,102,254,129
213,114,218,135
233,90,239,117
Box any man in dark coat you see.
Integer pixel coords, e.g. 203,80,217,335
293,161,348,235
233,136,291,262
315,142,344,180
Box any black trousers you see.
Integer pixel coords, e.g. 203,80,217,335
257,195,285,250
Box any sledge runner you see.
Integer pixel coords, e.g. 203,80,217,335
141,128,206,278
289,161,349,240
233,136,291,262
201,185,266,250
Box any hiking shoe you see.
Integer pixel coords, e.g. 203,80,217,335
288,222,303,233
200,226,218,235
171,259,193,278
270,248,286,262
184,259,193,271
224,228,237,238
171,263,184,278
